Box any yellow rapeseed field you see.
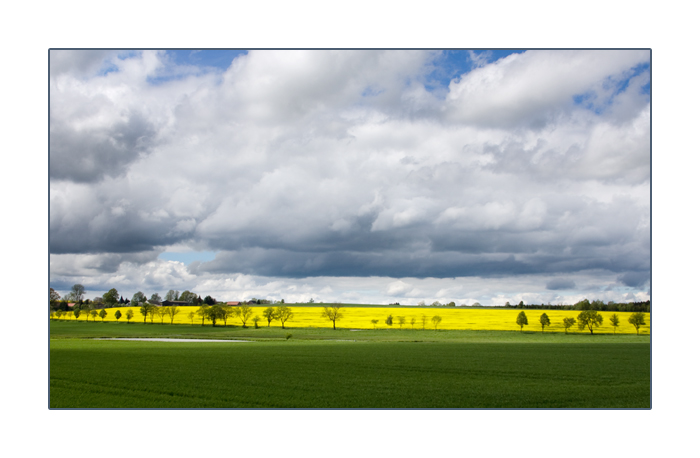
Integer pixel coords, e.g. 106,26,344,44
53,305,650,334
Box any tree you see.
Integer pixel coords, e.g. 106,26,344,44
73,309,81,321
577,310,604,334
103,288,119,307
99,309,108,322
563,317,576,334
50,288,61,309
238,305,254,327
165,290,179,301
320,305,344,330
432,315,442,330
197,305,210,326
276,306,294,329
165,305,181,324
148,306,159,324
371,319,379,329
263,307,276,327
447,301,456,307
90,310,98,322
114,310,122,322
71,284,85,303
125,309,134,323
206,305,225,326
149,293,162,305
418,301,426,306
385,314,393,326
516,311,528,332
56,310,64,320
628,312,646,335
431,301,442,306
132,291,147,307
179,290,197,304
410,317,416,329
203,295,216,305
539,313,550,333
156,307,167,324
397,316,406,329
574,299,592,310
421,314,428,330
139,303,155,323
253,316,261,329
187,310,195,325
609,313,620,334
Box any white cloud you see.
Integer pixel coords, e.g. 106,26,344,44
50,50,650,304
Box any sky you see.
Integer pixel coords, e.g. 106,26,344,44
49,49,650,305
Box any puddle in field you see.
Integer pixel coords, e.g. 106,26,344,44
94,338,251,343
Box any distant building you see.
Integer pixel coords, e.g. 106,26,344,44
67,303,76,308
161,300,188,307
226,301,241,306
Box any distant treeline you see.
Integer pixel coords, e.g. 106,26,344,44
505,299,650,313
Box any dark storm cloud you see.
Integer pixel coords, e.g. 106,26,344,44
546,278,576,290
50,112,157,183
617,271,650,288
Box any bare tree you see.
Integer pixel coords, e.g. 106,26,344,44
276,306,294,329
238,305,254,327
432,315,442,330
410,317,416,329
321,305,344,330
196,305,210,326
397,316,406,329
165,305,181,324
71,284,85,303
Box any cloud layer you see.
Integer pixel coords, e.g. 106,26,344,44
50,50,650,304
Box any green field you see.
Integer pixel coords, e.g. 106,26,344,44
49,321,650,408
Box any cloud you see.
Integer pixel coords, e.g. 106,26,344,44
546,278,576,290
49,50,650,303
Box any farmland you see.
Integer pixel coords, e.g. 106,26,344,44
49,319,650,408
52,304,650,335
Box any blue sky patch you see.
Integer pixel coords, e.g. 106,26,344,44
159,251,218,265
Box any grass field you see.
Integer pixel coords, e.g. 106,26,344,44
49,321,650,408
52,304,650,335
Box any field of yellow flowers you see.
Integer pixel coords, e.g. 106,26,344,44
54,305,649,335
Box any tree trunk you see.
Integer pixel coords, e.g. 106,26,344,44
333,320,336,330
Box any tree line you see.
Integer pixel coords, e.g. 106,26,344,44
506,299,650,312
515,310,648,335
49,285,284,312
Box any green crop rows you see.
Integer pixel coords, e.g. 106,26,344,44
50,322,650,408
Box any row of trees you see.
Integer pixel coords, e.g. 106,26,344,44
516,311,648,335
507,299,650,312
50,285,286,312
